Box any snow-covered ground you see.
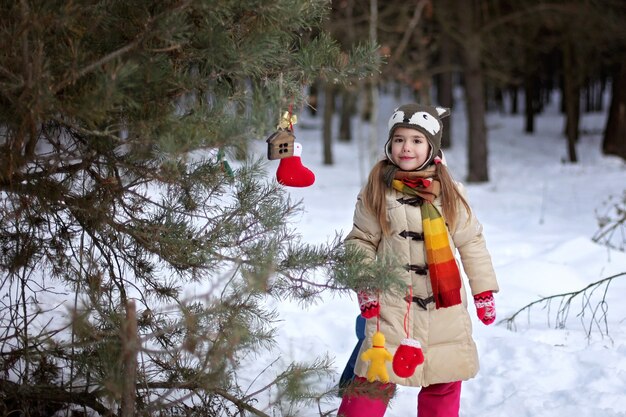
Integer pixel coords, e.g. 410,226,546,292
261,90,626,417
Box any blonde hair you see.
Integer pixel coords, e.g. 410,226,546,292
362,160,472,236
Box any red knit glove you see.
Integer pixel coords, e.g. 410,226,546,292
474,291,496,325
357,291,380,319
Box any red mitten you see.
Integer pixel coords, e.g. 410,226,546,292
276,142,315,187
357,291,380,319
474,290,496,325
392,338,424,378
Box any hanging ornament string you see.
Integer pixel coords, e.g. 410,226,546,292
376,290,381,333
270,96,315,188
403,286,412,338
393,285,425,379
277,103,297,131
276,74,295,131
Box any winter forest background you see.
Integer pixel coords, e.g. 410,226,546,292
1,1,625,417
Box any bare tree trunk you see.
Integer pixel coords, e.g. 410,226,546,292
603,59,626,160
307,83,318,116
438,33,454,149
338,0,355,143
584,78,592,113
510,86,519,114
368,0,379,167
122,300,138,417
323,82,335,165
563,42,579,163
459,1,489,183
369,81,380,166
415,16,431,106
597,76,606,112
339,88,356,142
524,73,538,134
584,78,604,113
361,80,372,122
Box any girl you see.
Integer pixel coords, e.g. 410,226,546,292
337,104,499,417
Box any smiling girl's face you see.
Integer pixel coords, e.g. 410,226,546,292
390,127,431,171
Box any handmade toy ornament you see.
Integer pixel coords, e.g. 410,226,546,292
266,112,297,160
392,338,424,378
266,110,315,187
391,287,425,379
266,129,295,160
360,331,393,383
275,142,315,187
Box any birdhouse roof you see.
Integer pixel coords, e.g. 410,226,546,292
266,129,295,143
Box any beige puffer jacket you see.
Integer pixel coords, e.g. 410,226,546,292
346,183,499,387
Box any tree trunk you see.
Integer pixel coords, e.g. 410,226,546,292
584,78,592,113
307,83,318,116
338,0,355,142
369,79,380,166
562,42,579,163
323,83,335,165
459,2,489,183
597,77,606,112
361,79,372,122
603,59,626,160
524,74,537,134
368,0,379,168
584,78,604,113
339,88,356,142
494,87,504,113
437,33,454,149
121,300,138,417
414,17,431,106
510,86,519,114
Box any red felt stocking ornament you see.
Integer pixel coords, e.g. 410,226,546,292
276,142,315,187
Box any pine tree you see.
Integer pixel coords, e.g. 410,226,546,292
0,1,382,416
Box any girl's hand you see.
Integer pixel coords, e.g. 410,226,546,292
474,291,496,325
357,291,380,319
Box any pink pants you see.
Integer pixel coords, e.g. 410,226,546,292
337,380,462,417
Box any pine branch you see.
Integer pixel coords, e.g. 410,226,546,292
52,38,141,94
144,382,271,417
52,0,193,94
0,379,111,416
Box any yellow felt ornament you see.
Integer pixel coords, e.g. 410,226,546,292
360,331,393,383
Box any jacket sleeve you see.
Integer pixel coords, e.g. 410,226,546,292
451,183,500,296
344,192,382,263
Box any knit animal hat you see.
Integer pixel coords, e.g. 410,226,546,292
384,104,451,171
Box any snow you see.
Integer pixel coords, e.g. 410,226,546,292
259,90,626,416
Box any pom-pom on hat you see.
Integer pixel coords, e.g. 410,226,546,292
385,104,451,171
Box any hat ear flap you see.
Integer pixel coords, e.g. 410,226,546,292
435,106,451,119
434,149,447,166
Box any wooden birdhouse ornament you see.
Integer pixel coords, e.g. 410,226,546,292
266,111,297,160
266,130,295,160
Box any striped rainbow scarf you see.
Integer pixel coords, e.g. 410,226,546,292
390,171,462,309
